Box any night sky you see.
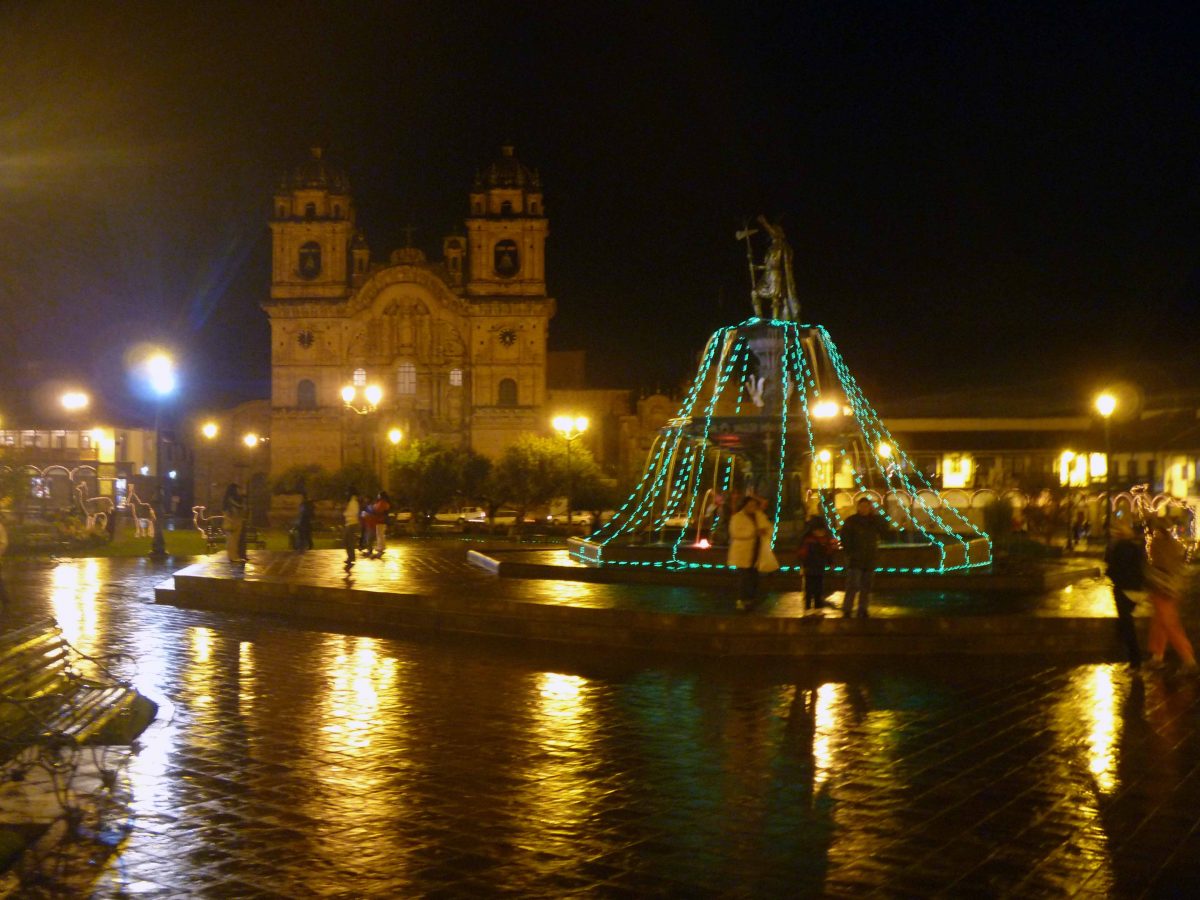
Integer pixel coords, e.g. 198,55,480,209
0,1,1197,426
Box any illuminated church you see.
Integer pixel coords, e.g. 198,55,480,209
263,145,557,475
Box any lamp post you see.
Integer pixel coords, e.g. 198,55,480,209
1095,391,1117,541
134,351,177,559
200,421,218,511
387,427,402,492
552,415,589,526
342,383,382,470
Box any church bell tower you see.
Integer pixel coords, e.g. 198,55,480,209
465,144,549,297
269,147,356,301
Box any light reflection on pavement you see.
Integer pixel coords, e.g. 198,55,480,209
0,554,1197,897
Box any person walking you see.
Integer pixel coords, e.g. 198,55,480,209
221,484,247,565
797,517,838,614
728,495,774,611
1104,517,1145,672
367,491,391,558
1144,521,1196,673
342,488,361,573
839,497,893,618
295,494,315,551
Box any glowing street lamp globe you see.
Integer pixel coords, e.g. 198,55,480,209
243,432,259,448
388,428,403,445
60,391,89,412
201,421,218,440
1095,392,1116,419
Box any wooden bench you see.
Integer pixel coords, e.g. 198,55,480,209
0,619,157,803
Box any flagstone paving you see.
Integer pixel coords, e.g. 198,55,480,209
0,547,1198,896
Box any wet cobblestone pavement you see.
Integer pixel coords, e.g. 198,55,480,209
2,550,1200,896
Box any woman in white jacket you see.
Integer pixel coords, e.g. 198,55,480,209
728,496,772,610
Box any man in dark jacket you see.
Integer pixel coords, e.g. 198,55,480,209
839,498,893,618
1104,517,1145,671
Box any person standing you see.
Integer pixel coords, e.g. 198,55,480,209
797,517,838,614
839,497,893,618
727,496,772,611
295,494,315,551
221,484,247,565
1104,518,1145,671
368,491,391,559
1145,521,1197,673
342,488,361,573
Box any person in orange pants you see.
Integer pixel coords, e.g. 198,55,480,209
1145,521,1196,674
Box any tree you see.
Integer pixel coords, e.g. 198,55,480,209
387,440,488,523
271,464,325,497
488,434,570,522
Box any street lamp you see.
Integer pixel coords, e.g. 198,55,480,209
200,421,219,510
552,415,589,526
387,427,402,492
1095,391,1117,541
60,391,89,412
342,384,382,415
138,350,177,559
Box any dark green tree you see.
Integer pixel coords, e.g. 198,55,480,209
387,440,482,524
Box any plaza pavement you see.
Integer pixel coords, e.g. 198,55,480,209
0,545,1198,896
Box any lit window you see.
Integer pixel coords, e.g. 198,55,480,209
397,362,416,395
449,369,463,387
353,368,366,387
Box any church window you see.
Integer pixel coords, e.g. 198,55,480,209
498,378,517,407
449,369,463,387
334,204,341,218
473,201,482,215
493,240,519,277
501,200,513,215
278,205,285,217
305,202,316,219
352,368,366,387
530,201,539,214
397,362,416,395
297,380,317,409
298,242,322,279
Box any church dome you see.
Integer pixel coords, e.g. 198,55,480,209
279,147,351,194
474,144,541,191
390,246,427,265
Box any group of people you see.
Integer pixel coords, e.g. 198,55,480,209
727,495,891,615
341,488,391,572
219,483,392,573
1106,516,1196,675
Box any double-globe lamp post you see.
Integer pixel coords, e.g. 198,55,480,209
1095,391,1117,541
552,415,589,526
142,351,177,559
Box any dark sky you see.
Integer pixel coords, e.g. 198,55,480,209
0,1,1197,426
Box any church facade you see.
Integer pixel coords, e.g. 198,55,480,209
263,145,556,477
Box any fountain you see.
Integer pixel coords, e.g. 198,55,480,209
570,219,992,574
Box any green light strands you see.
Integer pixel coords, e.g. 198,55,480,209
577,317,992,574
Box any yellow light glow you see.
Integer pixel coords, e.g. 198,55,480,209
201,421,218,440
61,391,89,411
1089,452,1107,480
811,400,839,418
942,454,974,489
553,414,589,438
817,449,831,462
243,432,259,448
364,385,383,406
878,442,893,459
1095,392,1116,418
341,385,356,404
388,428,402,445
1059,450,1089,486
